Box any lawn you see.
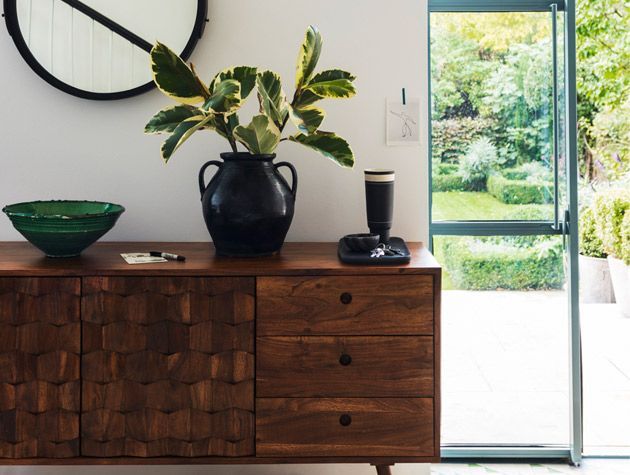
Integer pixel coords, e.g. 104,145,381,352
432,191,553,221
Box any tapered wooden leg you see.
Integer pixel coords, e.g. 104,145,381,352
372,464,393,475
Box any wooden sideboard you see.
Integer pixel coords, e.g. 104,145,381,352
0,242,441,474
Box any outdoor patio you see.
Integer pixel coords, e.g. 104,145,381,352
442,290,630,452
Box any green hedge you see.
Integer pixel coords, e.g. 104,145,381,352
433,173,466,192
511,206,552,221
502,168,529,180
442,237,564,290
487,174,553,205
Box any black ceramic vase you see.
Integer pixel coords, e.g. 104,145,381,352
198,152,297,257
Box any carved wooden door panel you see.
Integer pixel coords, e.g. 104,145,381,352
81,277,255,457
0,278,81,458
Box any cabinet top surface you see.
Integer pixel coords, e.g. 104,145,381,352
0,242,440,277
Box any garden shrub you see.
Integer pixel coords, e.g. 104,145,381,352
487,174,553,204
517,161,553,181
579,205,606,258
593,188,630,261
459,137,499,191
584,98,630,182
622,212,630,265
442,237,564,290
433,173,466,192
437,163,459,175
431,117,496,164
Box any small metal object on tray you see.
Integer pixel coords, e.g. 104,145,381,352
338,237,411,265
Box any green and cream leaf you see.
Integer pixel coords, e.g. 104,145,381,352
289,105,326,134
293,71,356,106
213,113,240,140
304,69,356,99
233,115,281,154
289,132,354,168
310,69,356,83
295,25,322,89
293,89,323,108
151,42,209,105
257,70,290,128
161,114,215,162
145,105,202,134
202,79,242,114
304,79,355,98
209,66,258,98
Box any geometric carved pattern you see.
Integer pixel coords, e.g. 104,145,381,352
81,277,255,457
0,278,81,458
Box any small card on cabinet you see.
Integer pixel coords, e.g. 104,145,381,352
120,253,167,264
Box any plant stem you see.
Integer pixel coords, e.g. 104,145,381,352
227,134,238,153
281,89,301,134
280,115,290,134
218,114,238,153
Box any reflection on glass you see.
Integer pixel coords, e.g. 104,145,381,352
431,12,556,222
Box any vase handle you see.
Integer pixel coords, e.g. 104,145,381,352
274,161,298,198
198,160,223,200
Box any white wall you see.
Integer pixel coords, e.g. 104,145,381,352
0,0,429,244
0,0,430,473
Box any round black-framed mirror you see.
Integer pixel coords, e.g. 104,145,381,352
3,0,208,100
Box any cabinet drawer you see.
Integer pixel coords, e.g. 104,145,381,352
256,398,434,457
257,336,433,397
257,275,434,336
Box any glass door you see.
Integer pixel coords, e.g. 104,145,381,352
428,0,581,464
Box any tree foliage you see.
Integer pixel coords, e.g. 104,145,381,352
577,0,629,182
432,12,550,55
431,4,629,184
431,14,553,170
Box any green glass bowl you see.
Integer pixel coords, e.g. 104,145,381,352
2,200,125,258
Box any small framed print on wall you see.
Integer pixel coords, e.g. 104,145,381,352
387,96,420,146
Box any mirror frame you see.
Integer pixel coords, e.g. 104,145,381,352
3,0,208,100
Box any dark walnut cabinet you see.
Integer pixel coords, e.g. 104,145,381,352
0,242,441,473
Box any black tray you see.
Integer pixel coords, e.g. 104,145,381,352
338,237,411,265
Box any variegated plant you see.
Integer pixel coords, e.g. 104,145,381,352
145,26,356,168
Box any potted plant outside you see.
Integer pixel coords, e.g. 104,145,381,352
145,26,356,256
593,189,630,317
578,204,615,303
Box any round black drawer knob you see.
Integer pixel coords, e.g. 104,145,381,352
340,292,352,304
339,414,352,426
339,354,352,366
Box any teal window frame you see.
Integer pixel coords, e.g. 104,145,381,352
429,0,565,12
427,0,582,465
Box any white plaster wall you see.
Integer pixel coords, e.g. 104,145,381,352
0,0,429,244
0,0,430,473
